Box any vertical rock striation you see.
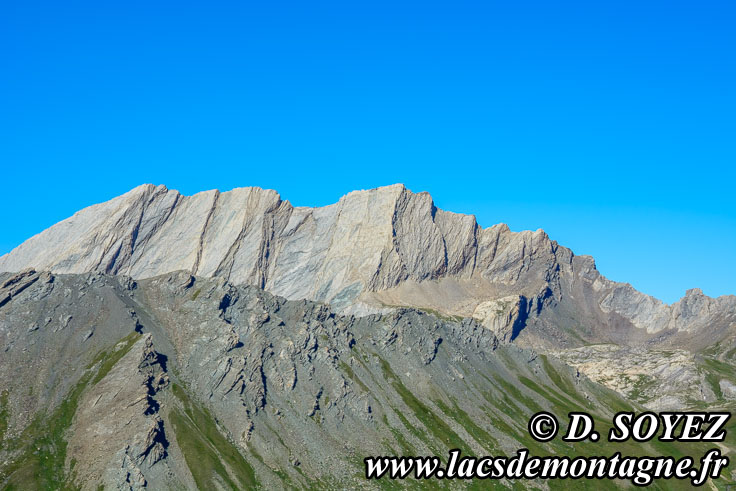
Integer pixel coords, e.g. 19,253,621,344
0,184,734,349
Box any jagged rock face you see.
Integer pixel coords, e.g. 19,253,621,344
0,184,512,303
472,295,525,343
1,271,734,488
68,334,174,490
1,184,735,439
1,184,734,352
552,344,719,411
0,270,668,489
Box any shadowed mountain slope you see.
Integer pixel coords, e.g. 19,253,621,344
1,270,732,489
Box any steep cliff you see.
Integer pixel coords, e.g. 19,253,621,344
2,184,733,352
1,271,730,488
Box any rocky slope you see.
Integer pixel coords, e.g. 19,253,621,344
0,184,734,488
1,184,734,411
1,270,732,489
1,184,734,350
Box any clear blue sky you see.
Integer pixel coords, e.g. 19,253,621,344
2,1,734,303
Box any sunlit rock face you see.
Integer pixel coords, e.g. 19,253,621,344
2,183,733,349
1,184,735,488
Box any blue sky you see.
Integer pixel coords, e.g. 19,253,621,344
1,0,734,303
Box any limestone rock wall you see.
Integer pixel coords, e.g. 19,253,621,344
1,184,734,344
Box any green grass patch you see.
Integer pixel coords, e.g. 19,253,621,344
378,303,463,323
489,375,541,414
539,356,592,408
0,390,9,446
339,361,370,394
381,414,416,456
434,397,500,454
518,376,582,416
170,383,258,489
90,332,141,385
377,356,471,456
699,356,736,406
0,331,141,489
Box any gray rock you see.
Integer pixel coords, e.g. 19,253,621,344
1,184,734,488
1,184,732,353
3,271,704,489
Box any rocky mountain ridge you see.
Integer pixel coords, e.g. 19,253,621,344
1,269,732,489
2,184,733,353
1,184,735,488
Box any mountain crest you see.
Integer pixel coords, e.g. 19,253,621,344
1,184,734,350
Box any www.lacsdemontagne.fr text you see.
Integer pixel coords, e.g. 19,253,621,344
364,411,731,486
365,448,728,486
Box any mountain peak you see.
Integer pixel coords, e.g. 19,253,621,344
1,184,733,350
686,287,704,297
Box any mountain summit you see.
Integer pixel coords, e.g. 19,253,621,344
2,184,733,351
1,184,734,489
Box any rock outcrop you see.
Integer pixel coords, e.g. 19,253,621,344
6,271,705,489
1,184,733,352
0,185,735,489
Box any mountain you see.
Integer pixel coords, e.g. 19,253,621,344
0,269,731,489
2,184,734,349
1,184,735,489
2,184,735,408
